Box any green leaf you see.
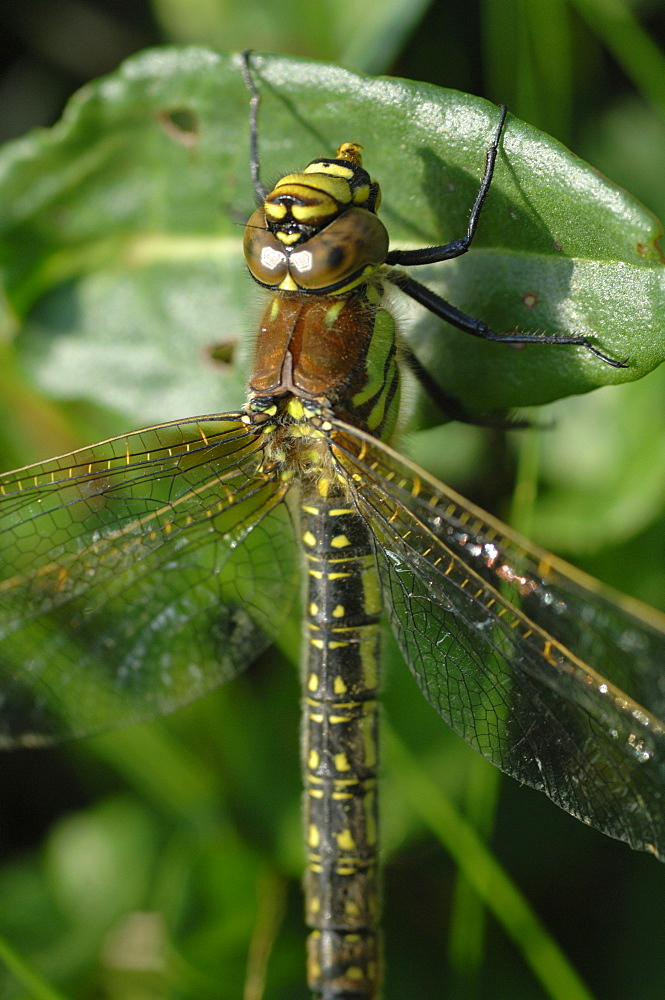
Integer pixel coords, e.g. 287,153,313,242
0,47,663,430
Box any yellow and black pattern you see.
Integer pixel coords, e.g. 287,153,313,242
300,494,381,998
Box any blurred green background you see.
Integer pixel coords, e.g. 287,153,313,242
1,2,665,999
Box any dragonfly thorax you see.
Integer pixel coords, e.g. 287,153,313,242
248,284,401,441
245,396,344,496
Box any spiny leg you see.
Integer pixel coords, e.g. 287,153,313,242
240,50,268,202
385,105,508,267
394,272,628,368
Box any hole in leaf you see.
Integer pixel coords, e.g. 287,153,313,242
157,107,200,148
206,340,237,367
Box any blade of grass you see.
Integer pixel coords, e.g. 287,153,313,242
0,932,70,1000
523,0,574,138
340,0,433,73
447,754,502,980
570,0,665,122
384,722,596,1000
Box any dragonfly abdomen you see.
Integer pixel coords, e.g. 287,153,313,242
300,494,383,998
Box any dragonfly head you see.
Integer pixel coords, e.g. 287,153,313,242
244,143,388,295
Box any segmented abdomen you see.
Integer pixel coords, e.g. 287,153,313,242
300,494,382,999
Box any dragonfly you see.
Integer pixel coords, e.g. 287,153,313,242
1,50,665,999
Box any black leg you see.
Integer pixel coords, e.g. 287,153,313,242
240,50,269,202
393,273,629,368
402,345,532,428
385,105,508,267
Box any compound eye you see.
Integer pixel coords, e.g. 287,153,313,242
244,208,289,285
294,207,389,292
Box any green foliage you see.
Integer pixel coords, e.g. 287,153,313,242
1,50,663,433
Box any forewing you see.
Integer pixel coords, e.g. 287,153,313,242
0,415,298,745
331,422,665,860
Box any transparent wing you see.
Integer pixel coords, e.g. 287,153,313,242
330,421,665,860
0,414,298,746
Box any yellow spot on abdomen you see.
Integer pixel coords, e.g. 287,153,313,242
302,530,317,547
332,604,345,618
308,953,321,979
308,824,321,847
308,749,320,769
336,829,356,850
331,534,351,549
308,672,319,691
333,675,348,695
346,967,364,981
335,752,351,772
365,789,377,846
